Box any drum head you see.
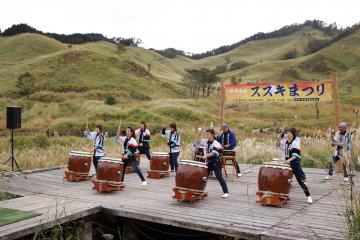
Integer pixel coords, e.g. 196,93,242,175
262,162,292,171
152,152,168,156
100,157,123,163
70,151,91,156
179,160,207,168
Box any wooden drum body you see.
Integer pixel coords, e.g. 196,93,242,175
256,162,293,206
150,152,170,171
148,152,170,179
173,160,208,202
64,151,92,181
92,157,125,192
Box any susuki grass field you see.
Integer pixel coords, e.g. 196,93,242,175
1,127,358,171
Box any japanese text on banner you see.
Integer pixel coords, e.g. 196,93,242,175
225,81,332,103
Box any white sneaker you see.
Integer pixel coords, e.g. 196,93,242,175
324,175,331,180
141,181,148,186
237,173,242,177
343,177,349,182
306,196,313,203
222,193,230,198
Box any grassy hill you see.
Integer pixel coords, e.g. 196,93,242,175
0,26,359,136
191,26,332,70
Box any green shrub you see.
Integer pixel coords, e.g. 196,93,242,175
229,61,250,71
33,135,50,148
105,96,117,105
282,49,297,60
158,107,200,122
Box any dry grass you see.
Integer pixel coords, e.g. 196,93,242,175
1,128,358,171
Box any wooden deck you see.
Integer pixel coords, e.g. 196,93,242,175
0,159,356,240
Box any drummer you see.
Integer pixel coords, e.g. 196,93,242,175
216,123,241,177
283,128,312,203
121,127,148,186
200,129,229,198
162,123,181,172
84,124,105,171
135,120,152,161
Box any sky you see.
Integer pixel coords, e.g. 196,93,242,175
1,0,359,53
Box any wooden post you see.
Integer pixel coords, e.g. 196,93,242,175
331,72,343,173
220,80,225,129
331,72,340,128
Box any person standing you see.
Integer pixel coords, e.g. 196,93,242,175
324,122,352,182
121,127,148,186
216,123,241,177
283,128,312,203
84,124,105,171
201,128,229,198
162,123,180,172
135,121,152,161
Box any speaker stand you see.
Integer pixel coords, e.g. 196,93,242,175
1,129,27,179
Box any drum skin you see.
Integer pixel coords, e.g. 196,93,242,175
68,153,92,174
97,160,124,183
150,154,170,171
258,164,293,195
176,162,208,191
221,150,235,157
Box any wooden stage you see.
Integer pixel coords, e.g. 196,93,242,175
0,159,356,240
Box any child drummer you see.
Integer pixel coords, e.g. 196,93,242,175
162,123,181,172
121,127,148,186
200,129,230,198
84,124,105,172
283,128,312,203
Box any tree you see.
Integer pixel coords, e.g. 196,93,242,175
225,56,231,64
213,65,227,75
16,72,37,98
117,43,126,53
146,63,152,74
314,102,320,119
182,68,219,99
283,49,297,60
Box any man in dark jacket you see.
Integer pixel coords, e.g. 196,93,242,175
216,123,241,176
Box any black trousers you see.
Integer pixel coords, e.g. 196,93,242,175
122,157,145,182
290,160,310,197
139,147,151,160
328,155,348,177
235,161,241,173
93,155,101,171
207,160,229,194
169,152,179,171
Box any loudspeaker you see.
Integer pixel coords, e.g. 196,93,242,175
6,106,21,129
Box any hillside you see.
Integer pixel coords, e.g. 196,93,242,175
0,25,359,135
191,26,332,70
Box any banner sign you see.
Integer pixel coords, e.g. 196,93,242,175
225,80,332,103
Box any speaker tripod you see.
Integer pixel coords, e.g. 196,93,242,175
1,129,26,178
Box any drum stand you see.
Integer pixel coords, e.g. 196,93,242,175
64,170,91,182
92,177,125,192
256,191,290,207
173,187,208,202
221,156,239,179
147,170,170,179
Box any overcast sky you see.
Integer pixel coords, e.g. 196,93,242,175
1,0,359,53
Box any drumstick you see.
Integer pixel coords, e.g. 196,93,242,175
85,119,89,131
197,122,207,139
117,120,123,136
